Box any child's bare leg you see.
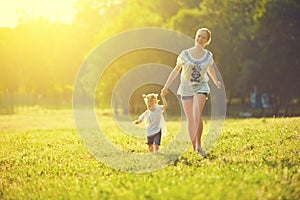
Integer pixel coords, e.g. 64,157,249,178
154,144,159,153
148,144,153,152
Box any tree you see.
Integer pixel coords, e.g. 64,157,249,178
253,0,300,115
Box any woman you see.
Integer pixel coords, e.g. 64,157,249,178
161,27,221,157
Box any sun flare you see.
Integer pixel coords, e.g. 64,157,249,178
0,0,77,28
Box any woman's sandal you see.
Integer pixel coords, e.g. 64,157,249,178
197,147,207,158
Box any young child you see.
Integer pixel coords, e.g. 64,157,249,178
134,93,168,153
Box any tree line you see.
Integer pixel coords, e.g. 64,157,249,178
0,0,299,116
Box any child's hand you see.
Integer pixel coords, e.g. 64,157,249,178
161,87,168,97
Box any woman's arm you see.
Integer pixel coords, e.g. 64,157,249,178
208,63,221,88
161,64,182,96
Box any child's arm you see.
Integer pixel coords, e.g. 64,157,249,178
133,111,146,125
161,94,168,110
161,64,182,96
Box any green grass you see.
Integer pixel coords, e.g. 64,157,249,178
0,108,299,199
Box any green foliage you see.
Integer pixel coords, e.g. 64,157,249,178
0,0,299,114
0,110,299,199
169,8,201,36
96,49,177,108
254,0,300,99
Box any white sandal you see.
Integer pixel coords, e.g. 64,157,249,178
197,147,207,158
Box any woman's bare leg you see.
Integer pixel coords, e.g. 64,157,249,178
194,94,207,149
181,99,197,150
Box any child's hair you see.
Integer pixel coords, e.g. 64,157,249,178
142,93,159,110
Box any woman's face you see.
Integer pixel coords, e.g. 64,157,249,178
196,30,209,47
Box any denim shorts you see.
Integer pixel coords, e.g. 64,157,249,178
180,92,208,100
146,130,162,145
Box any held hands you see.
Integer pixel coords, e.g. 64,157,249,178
160,87,169,97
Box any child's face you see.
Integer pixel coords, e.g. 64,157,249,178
151,98,158,105
148,98,157,103
147,97,158,107
143,94,159,108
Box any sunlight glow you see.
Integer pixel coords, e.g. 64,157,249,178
0,0,77,28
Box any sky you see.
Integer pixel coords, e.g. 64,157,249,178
0,0,78,28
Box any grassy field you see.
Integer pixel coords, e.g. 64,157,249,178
0,108,299,199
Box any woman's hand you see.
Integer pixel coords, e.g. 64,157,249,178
214,80,222,89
